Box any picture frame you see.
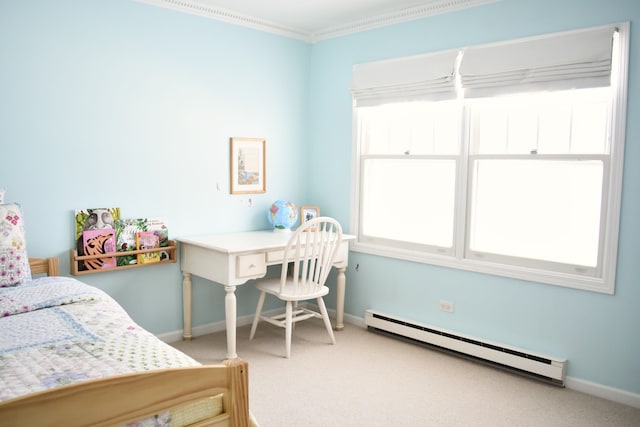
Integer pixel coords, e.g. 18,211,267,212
230,137,266,194
300,206,320,225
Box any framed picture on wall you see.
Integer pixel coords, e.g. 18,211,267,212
230,137,266,194
300,206,320,225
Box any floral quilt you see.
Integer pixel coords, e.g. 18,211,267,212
0,276,199,402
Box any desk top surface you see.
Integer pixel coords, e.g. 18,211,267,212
177,230,355,254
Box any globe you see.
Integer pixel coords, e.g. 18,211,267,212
268,200,298,231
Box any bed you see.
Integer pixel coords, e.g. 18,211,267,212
0,256,253,427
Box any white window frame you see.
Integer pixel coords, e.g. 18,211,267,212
350,23,629,294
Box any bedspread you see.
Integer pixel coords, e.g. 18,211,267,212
0,276,199,402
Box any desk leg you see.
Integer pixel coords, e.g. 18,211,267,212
335,266,346,331
224,285,238,359
182,272,193,341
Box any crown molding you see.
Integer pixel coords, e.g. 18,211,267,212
311,0,498,42
135,0,499,43
135,0,312,41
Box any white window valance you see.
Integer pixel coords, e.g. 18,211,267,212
459,26,616,98
351,49,459,106
352,25,617,103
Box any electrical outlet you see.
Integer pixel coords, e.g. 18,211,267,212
439,300,454,313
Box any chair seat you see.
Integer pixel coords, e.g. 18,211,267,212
255,277,330,301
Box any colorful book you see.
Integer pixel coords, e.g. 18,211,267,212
116,216,169,266
146,217,169,247
75,208,121,241
75,208,121,271
81,228,117,270
136,231,161,264
115,218,144,266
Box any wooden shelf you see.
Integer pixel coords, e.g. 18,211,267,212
70,240,177,276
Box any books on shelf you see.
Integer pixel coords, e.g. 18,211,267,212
115,216,169,266
75,208,121,271
81,228,117,270
136,231,161,264
73,209,171,271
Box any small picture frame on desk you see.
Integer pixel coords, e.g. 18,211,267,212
300,206,320,229
230,137,266,194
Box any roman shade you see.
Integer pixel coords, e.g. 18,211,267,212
351,49,459,106
459,26,616,98
352,25,617,104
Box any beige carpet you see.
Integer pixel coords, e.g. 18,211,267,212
170,319,640,427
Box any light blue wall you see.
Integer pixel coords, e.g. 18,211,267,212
0,0,311,332
310,0,640,395
1,0,639,396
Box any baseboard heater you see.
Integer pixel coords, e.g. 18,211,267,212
365,309,567,386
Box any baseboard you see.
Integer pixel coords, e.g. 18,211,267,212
158,309,282,344
338,310,367,328
565,376,640,408
160,306,355,343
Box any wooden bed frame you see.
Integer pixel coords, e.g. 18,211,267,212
0,257,251,427
28,255,60,276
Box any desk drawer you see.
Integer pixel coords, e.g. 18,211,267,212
236,254,266,278
266,250,284,263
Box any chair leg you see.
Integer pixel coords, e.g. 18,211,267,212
285,301,293,358
317,297,336,344
249,292,266,340
291,301,298,335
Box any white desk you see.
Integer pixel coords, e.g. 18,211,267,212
177,230,355,359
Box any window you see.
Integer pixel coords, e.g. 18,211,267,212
358,101,460,253
351,24,629,293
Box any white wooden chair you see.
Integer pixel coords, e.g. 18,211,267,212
249,217,343,358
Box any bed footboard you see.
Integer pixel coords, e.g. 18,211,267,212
0,358,250,427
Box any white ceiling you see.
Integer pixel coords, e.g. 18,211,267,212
140,0,496,42
195,0,429,33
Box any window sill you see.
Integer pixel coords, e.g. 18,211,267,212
350,240,614,295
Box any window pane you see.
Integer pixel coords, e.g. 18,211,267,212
470,89,610,155
468,159,604,267
362,159,456,248
571,102,609,153
507,109,538,154
360,101,460,155
473,106,508,154
538,105,572,154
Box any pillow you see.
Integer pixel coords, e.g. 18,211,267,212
0,203,31,287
